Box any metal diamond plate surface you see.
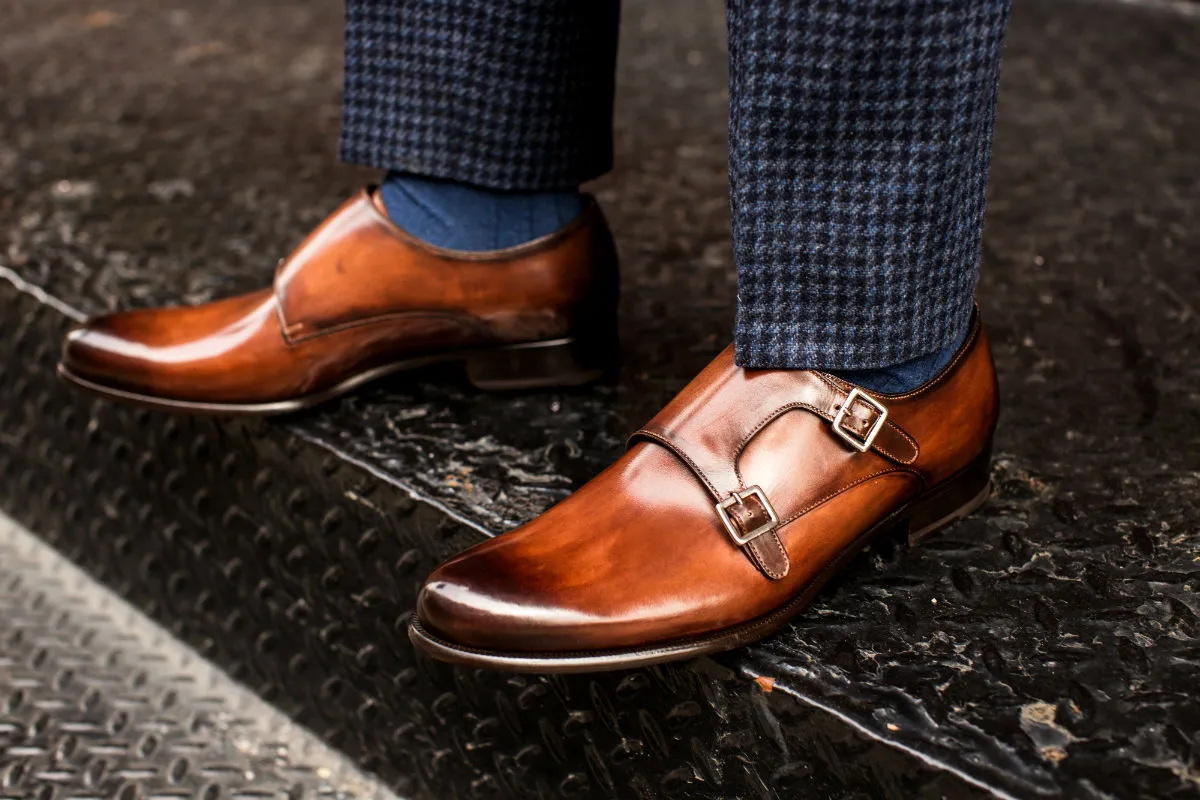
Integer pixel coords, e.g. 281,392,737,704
0,280,988,799
0,512,395,800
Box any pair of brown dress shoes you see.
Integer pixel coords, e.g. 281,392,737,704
59,190,998,673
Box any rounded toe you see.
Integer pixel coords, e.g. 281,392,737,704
58,290,283,406
60,315,145,388
416,568,493,646
416,562,525,651
415,550,599,654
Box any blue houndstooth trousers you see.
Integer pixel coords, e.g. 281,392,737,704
340,0,1013,370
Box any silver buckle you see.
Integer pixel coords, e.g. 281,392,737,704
715,485,780,546
832,388,888,453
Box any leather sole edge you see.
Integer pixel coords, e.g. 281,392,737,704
56,336,612,417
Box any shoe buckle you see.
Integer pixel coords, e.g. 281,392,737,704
832,388,888,453
716,485,780,546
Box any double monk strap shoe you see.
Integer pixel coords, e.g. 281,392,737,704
58,189,619,415
410,311,999,672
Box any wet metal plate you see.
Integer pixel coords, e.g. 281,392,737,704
0,512,395,800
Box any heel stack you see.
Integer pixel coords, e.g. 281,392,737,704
465,335,617,391
905,443,994,545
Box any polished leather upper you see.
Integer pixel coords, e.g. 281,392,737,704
417,315,999,652
61,190,617,404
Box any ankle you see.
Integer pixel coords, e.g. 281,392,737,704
827,328,967,394
380,172,583,252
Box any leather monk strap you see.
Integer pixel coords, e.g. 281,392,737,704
411,311,999,673
630,371,916,579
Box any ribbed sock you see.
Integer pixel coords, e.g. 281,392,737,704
827,327,967,394
379,172,583,252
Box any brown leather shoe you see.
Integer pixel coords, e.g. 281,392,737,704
410,311,999,672
58,189,618,415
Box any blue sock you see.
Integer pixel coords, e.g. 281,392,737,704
828,328,966,394
379,172,583,251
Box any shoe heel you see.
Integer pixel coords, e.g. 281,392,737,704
904,442,993,545
465,334,617,391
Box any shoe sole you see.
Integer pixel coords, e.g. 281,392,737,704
56,336,613,417
408,443,994,673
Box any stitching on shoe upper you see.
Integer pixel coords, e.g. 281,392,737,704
809,371,921,462
750,530,790,580
363,189,601,262
730,400,917,493
873,307,982,401
273,189,597,342
631,430,723,499
638,432,790,578
774,468,923,532
632,363,933,583
278,307,497,346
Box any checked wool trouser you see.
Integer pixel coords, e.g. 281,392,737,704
340,0,1013,370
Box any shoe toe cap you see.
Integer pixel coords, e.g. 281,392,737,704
416,552,601,654
60,314,148,387
60,290,280,401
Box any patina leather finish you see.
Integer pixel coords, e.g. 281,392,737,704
58,190,618,414
411,312,999,672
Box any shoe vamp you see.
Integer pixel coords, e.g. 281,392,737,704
426,440,918,653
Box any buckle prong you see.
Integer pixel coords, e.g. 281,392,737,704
832,388,888,453
716,485,779,546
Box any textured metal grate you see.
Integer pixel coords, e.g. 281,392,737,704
0,511,395,800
